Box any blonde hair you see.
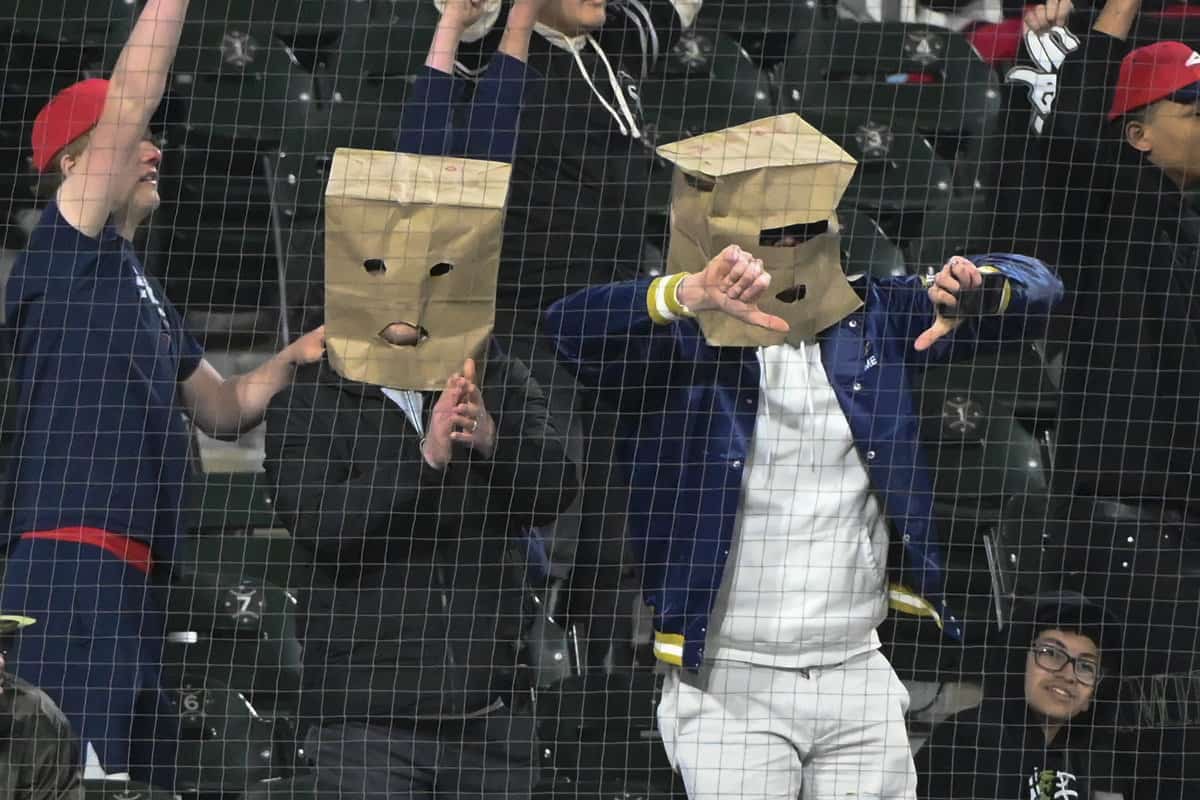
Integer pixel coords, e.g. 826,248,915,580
34,131,92,202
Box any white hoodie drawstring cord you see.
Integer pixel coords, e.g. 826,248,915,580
535,23,642,139
799,340,818,471
587,34,642,139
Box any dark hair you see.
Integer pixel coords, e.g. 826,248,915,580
1030,601,1119,673
1110,98,1177,148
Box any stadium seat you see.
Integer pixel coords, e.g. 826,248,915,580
82,779,177,799
240,774,322,800
838,210,908,279
174,535,327,595
693,0,837,69
156,127,273,220
163,631,303,718
270,70,410,224
269,56,410,331
637,30,774,216
524,578,581,689
919,343,1059,427
775,21,1002,190
149,128,280,317
881,533,1002,680
916,388,1048,509
639,30,774,148
0,21,117,208
175,0,358,43
993,493,1200,677
166,571,300,644
8,0,133,48
152,123,285,325
816,113,955,215
185,472,280,536
905,192,998,271
332,0,441,78
171,27,312,146
534,672,684,799
172,677,300,795
148,223,279,319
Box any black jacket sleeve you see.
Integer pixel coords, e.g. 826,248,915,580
469,342,579,529
1007,22,1133,271
1044,25,1130,168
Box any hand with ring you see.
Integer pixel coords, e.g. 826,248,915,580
423,358,496,469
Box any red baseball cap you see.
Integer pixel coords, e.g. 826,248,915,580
31,78,110,174
1109,41,1200,121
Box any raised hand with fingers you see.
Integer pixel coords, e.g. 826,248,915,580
422,359,496,469
282,325,326,367
423,372,465,470
676,245,791,334
448,358,496,457
914,256,985,352
1024,0,1074,33
438,0,490,29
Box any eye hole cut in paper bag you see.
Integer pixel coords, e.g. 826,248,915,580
657,113,864,347
324,149,512,390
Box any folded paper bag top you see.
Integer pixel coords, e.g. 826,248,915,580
657,113,863,347
324,149,513,390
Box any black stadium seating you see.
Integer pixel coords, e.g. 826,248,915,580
7,2,1200,797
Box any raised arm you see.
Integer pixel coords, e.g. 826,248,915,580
180,327,325,439
401,0,545,160
56,0,191,236
474,348,578,528
1093,0,1142,41
546,244,784,389
397,1,480,155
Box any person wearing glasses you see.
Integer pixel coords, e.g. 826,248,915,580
915,595,1131,800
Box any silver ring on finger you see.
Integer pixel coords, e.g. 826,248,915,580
471,419,479,432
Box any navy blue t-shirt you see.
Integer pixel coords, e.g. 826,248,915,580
4,202,204,559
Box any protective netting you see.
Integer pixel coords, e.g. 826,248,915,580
1,0,1200,798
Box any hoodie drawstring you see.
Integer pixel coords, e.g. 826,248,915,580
799,340,818,471
535,22,641,139
587,34,642,139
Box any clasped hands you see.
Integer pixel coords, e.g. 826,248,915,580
422,357,497,470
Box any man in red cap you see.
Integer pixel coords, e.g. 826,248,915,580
1107,39,1200,188
1002,0,1200,703
2,0,325,787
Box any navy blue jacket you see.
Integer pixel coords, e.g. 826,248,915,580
546,258,1063,670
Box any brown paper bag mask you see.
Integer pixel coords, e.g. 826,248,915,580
657,114,863,347
324,149,511,390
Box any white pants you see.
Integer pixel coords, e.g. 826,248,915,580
657,650,916,800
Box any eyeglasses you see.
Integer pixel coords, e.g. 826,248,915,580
1031,642,1101,686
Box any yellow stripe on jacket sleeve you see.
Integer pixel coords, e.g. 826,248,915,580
888,583,943,629
653,631,686,665
647,273,694,325
976,265,1013,314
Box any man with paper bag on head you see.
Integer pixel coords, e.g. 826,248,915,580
546,113,1063,800
263,149,577,800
